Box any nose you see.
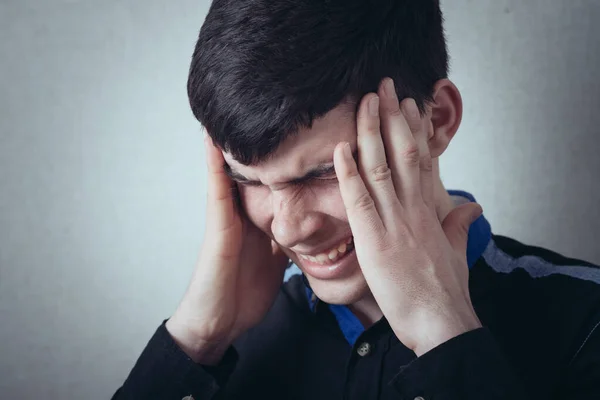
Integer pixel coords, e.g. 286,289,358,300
270,189,323,249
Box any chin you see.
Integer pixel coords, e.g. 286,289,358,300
285,244,372,305
302,264,370,305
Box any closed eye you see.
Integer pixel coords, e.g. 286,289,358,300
238,174,337,187
237,180,263,187
314,172,339,182
223,155,354,187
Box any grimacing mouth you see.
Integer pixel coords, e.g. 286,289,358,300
296,237,354,265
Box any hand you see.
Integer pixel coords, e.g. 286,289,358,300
166,134,289,365
333,78,483,357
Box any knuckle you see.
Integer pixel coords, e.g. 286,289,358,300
352,192,375,212
370,164,392,182
376,232,399,253
386,105,403,117
366,123,380,135
401,143,420,166
345,165,361,180
420,154,433,172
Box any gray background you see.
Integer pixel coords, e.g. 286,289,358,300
1,0,599,398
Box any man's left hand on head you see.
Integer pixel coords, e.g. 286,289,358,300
333,77,484,357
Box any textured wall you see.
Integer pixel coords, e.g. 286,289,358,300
0,0,598,398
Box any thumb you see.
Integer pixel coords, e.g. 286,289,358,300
441,202,483,253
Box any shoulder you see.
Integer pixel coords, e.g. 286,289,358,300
471,234,600,369
484,234,600,271
474,234,600,300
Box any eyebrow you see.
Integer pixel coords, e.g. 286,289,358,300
223,150,359,186
224,163,336,186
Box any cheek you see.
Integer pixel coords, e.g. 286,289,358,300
321,184,349,222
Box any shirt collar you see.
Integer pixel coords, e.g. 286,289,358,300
447,190,492,269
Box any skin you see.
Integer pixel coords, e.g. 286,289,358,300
166,77,483,363
332,79,483,355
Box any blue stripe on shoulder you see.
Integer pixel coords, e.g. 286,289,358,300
483,239,600,284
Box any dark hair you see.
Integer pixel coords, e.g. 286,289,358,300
188,0,448,165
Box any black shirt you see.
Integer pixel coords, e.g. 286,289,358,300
112,234,600,399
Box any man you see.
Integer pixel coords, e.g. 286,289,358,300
113,0,600,399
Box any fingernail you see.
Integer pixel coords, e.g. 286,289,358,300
472,204,483,222
342,142,352,160
384,78,396,99
369,96,379,117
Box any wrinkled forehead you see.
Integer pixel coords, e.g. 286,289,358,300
223,102,358,184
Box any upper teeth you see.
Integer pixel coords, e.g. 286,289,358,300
299,237,353,264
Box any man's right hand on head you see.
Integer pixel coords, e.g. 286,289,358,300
165,134,289,365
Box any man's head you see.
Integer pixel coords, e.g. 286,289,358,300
188,0,463,305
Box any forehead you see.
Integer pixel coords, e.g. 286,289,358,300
223,101,358,184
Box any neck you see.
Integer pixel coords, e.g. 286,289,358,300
349,159,455,328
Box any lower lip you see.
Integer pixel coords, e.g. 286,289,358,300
298,247,357,280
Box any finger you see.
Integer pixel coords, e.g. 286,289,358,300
400,98,435,209
378,78,422,207
204,134,238,231
333,141,386,243
355,93,400,222
441,202,483,255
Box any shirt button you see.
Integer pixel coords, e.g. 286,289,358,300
356,342,371,357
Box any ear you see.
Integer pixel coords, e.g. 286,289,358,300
427,79,463,158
